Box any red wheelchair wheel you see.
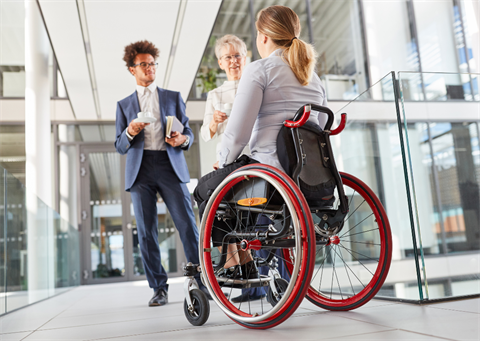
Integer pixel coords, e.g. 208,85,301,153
303,172,392,310
199,164,315,329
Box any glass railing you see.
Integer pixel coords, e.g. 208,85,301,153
334,71,479,302
333,73,423,300
0,166,80,315
397,71,480,300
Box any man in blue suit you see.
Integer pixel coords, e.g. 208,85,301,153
115,40,205,306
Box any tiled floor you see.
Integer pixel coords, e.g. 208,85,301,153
0,279,478,340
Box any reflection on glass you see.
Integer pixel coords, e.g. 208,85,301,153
131,196,177,276
402,101,480,298
89,152,125,278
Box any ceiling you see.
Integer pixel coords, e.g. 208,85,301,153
38,0,222,121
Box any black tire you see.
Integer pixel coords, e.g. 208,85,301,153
184,289,210,326
267,278,289,307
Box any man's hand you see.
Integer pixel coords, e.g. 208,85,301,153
213,161,219,170
128,120,149,136
165,131,187,148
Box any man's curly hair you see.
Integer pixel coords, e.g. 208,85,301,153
123,40,160,69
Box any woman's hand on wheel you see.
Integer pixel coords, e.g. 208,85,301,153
213,161,219,170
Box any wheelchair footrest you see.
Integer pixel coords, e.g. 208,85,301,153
215,275,271,289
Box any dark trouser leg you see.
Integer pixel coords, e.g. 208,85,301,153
154,153,199,268
130,170,168,291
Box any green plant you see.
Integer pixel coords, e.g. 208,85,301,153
197,68,219,94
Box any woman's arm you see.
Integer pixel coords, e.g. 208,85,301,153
200,92,216,142
218,62,266,167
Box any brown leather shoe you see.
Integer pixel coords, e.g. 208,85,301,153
148,288,168,307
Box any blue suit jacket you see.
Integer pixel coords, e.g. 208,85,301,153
115,88,194,191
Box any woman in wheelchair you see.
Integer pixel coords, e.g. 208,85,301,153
189,5,392,330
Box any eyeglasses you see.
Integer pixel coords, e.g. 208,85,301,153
220,54,244,62
132,62,158,69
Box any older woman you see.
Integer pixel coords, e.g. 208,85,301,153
200,35,247,157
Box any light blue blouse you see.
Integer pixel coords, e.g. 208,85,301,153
218,49,328,170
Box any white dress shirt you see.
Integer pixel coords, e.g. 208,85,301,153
201,79,239,143
136,82,166,151
218,49,328,170
201,80,247,160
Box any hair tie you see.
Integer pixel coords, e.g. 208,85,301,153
291,37,297,43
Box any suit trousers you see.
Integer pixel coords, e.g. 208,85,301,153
130,150,199,291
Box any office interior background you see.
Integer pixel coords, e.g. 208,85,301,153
0,0,478,315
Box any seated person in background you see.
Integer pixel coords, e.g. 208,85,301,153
194,5,328,302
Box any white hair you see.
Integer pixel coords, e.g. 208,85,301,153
214,34,248,59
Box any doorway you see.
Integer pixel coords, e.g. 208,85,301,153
78,144,186,284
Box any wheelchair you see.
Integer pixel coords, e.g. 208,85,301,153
183,104,392,329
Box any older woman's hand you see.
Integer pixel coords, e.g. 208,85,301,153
213,110,228,124
209,110,228,138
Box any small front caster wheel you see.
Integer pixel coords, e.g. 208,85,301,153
184,289,210,326
267,278,289,307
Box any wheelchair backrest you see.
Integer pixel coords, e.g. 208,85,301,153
277,121,336,208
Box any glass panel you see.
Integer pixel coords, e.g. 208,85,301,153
311,0,368,100
0,168,5,314
399,71,477,101
399,71,480,299
6,171,28,311
333,73,421,300
0,166,80,316
88,152,125,279
53,210,80,295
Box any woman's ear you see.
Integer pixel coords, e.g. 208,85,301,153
217,58,224,70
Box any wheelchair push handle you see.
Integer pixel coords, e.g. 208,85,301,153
330,113,347,136
284,105,311,128
284,104,347,135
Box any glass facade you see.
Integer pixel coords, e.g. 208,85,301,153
189,0,479,102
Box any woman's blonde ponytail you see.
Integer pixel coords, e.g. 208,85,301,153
256,6,317,86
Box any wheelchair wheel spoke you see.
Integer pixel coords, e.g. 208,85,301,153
338,244,380,263
330,245,337,299
344,227,379,238
331,245,365,290
340,240,381,247
338,244,375,277
339,212,374,238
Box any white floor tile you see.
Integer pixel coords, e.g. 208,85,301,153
426,298,480,314
2,280,479,341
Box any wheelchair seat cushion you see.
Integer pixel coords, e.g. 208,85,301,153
277,121,335,208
